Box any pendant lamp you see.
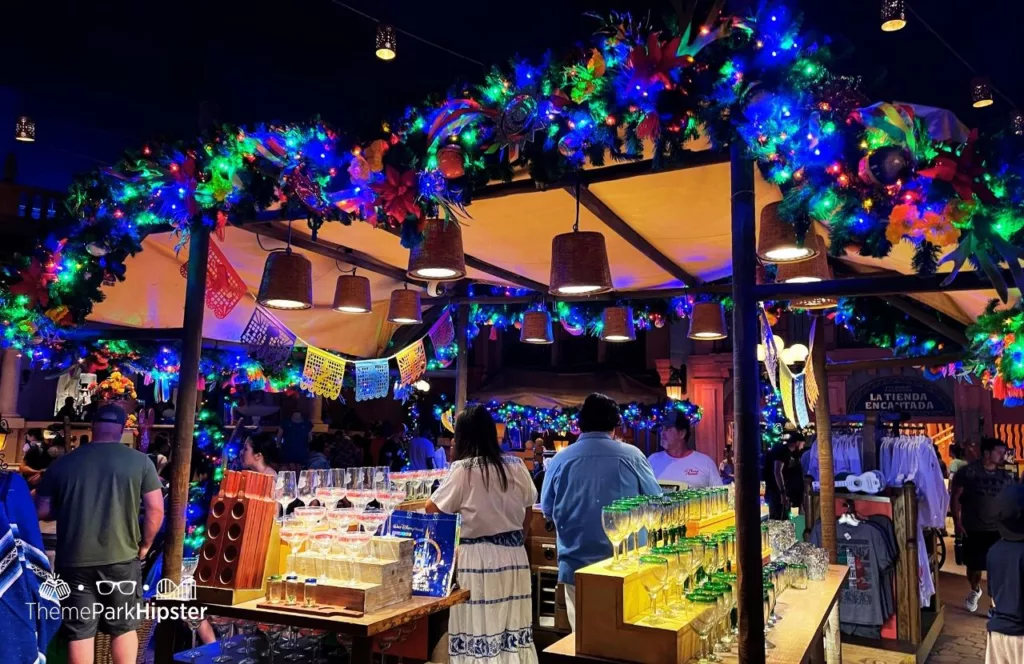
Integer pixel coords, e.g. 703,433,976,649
776,233,828,283
665,367,684,401
550,183,613,295
388,287,422,324
408,220,466,281
375,24,397,61
971,77,994,109
520,310,554,344
880,0,906,32
258,250,313,310
688,302,727,340
333,273,372,313
601,306,636,342
14,116,35,142
758,202,817,263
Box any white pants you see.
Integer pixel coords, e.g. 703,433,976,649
565,583,577,632
987,631,1024,664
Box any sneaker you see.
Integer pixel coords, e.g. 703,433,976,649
965,588,983,613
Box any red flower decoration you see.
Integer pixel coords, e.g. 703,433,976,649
371,167,422,223
627,32,692,90
9,258,57,309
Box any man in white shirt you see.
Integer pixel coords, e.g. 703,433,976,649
648,410,723,488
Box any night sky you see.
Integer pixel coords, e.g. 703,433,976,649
1,0,1022,190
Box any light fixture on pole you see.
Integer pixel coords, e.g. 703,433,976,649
549,183,613,295
14,116,35,142
880,0,906,32
257,249,313,310
688,302,727,340
376,24,397,61
387,286,422,324
971,77,995,109
407,219,466,281
332,271,372,313
757,202,817,263
601,306,636,342
520,310,554,344
776,233,828,283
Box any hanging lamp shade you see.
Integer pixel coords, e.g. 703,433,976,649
257,251,313,310
776,233,828,283
520,311,554,344
757,202,817,263
688,302,727,340
880,0,906,32
971,77,994,109
601,306,636,342
375,24,397,60
333,274,372,313
388,288,422,324
14,116,35,142
408,220,466,281
549,231,613,295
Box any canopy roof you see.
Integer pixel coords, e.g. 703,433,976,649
470,368,665,408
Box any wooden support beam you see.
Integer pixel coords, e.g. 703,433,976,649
825,352,963,373
753,269,1016,300
881,296,969,347
455,305,469,415
573,185,700,287
239,222,420,285
813,316,837,564
461,255,548,292
434,283,733,304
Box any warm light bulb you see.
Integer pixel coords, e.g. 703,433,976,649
556,284,604,294
763,246,812,261
412,267,459,279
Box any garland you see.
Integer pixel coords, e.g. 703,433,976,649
4,1,1024,399
434,398,702,437
964,302,1024,405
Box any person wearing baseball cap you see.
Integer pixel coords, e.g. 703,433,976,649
647,408,723,489
36,403,164,664
985,483,1024,663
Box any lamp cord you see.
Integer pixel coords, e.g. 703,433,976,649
573,178,581,233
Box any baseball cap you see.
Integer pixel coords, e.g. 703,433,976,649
94,403,128,426
994,484,1024,542
662,409,689,429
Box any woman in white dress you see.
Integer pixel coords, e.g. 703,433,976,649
427,405,539,664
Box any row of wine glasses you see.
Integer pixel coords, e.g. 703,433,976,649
181,615,342,664
272,467,396,519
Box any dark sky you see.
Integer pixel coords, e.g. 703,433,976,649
1,0,1021,189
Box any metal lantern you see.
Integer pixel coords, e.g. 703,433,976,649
376,24,397,61
408,220,466,281
757,202,817,263
688,302,727,340
520,310,554,344
387,287,422,324
333,274,372,313
971,77,994,109
880,0,906,32
1011,109,1024,136
14,116,35,142
776,233,828,283
257,250,313,310
665,367,685,401
549,231,613,295
601,306,636,342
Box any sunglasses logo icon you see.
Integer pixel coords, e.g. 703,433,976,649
95,580,137,596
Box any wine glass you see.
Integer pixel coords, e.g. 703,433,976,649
643,501,662,549
182,615,206,663
182,555,200,581
382,488,407,535
347,488,372,512
672,545,693,608
639,554,669,625
358,510,388,540
208,615,236,663
298,470,321,507
313,469,333,508
278,520,307,575
330,469,348,505
311,532,334,581
293,506,327,528
702,536,719,579
601,506,630,570
689,593,719,663
274,471,297,518
234,619,260,664
651,546,679,616
327,507,357,535
349,531,373,562
763,588,776,650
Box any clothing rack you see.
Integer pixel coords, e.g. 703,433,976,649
804,483,945,660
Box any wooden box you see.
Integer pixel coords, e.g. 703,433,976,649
684,511,735,537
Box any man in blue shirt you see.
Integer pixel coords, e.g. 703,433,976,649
986,483,1024,662
541,393,662,631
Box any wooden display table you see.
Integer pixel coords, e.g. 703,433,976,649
550,565,845,664
154,590,469,664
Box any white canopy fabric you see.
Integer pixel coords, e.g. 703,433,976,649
471,369,665,408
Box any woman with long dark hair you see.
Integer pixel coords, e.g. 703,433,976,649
427,405,538,664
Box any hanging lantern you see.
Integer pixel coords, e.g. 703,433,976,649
520,311,554,344
408,220,466,281
376,24,397,61
549,231,613,295
776,233,828,283
601,306,636,342
664,368,685,401
1011,109,1024,136
387,287,422,324
688,302,727,340
333,274,372,313
257,250,313,310
880,0,906,32
757,202,817,263
971,77,994,109
14,116,35,142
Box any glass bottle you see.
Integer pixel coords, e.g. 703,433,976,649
304,578,318,607
285,575,300,605
266,575,284,604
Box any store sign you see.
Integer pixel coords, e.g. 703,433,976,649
847,376,953,416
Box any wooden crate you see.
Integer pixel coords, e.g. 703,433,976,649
196,520,282,605
684,511,735,537
287,537,414,613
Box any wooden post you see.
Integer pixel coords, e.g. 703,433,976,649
455,304,469,415
163,226,210,584
730,143,765,663
812,314,838,563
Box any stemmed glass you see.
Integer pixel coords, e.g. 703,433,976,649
256,622,287,664
273,471,297,520
234,620,260,664
643,501,662,549
182,555,199,598
639,555,669,625
334,532,360,584
293,506,327,528
764,586,776,650
347,488,373,512
381,488,407,535
702,536,719,579
327,507,357,534
279,519,308,576
651,546,679,617
311,532,334,581
688,594,718,664
330,469,348,507
313,469,333,508
601,506,630,570
671,545,693,608
208,615,236,663
182,615,205,663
